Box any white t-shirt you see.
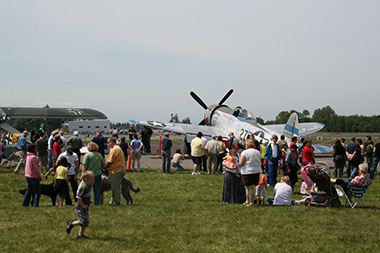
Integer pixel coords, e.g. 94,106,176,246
58,152,79,176
273,182,293,206
240,148,262,175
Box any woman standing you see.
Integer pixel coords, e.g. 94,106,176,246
21,144,42,207
239,139,262,206
221,144,245,204
82,142,105,205
333,139,346,178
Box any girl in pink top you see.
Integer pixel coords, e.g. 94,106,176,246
21,144,42,207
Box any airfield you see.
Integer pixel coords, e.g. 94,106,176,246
1,133,380,252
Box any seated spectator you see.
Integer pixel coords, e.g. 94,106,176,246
267,176,294,206
331,163,371,198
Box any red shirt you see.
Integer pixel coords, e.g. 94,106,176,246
302,146,314,163
52,142,62,156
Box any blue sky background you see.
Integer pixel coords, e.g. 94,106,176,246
1,1,379,123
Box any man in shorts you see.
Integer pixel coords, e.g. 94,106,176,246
191,132,205,175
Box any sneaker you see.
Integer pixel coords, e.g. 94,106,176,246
191,172,197,175
66,220,74,234
197,172,202,175
76,234,90,239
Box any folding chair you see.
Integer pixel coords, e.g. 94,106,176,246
342,182,372,209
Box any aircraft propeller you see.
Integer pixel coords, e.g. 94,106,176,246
190,89,234,125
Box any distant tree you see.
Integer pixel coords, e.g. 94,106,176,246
312,106,336,124
256,117,264,125
169,113,180,123
181,117,191,124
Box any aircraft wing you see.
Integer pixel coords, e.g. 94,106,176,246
133,120,228,138
264,122,325,137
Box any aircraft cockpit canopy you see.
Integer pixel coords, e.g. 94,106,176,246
233,106,256,120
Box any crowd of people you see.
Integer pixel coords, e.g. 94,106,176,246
2,128,378,237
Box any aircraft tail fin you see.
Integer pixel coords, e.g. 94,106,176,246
282,112,299,140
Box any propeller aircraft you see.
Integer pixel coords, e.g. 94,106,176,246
134,89,332,153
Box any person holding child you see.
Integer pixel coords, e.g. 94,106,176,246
66,171,95,239
21,144,42,207
239,139,262,206
221,144,246,204
54,157,70,207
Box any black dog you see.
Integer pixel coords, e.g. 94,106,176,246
19,183,57,206
100,175,140,205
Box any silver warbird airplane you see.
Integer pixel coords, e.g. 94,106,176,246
134,89,332,153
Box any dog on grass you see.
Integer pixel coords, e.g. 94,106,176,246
100,175,140,205
19,183,57,206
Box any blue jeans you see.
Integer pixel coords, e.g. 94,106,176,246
371,157,379,180
334,159,345,178
93,175,101,205
22,177,41,207
172,163,184,171
349,163,359,179
267,197,274,205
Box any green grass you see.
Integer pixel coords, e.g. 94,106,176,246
1,167,380,252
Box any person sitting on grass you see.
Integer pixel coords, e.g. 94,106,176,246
331,163,371,199
66,171,95,239
267,176,294,206
54,157,69,207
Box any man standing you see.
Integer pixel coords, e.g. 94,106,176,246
264,134,280,186
128,124,137,141
205,136,220,174
67,131,83,163
346,137,360,179
47,130,58,172
14,131,29,173
191,132,205,175
140,126,149,154
161,133,172,173
372,141,380,180
60,131,67,152
92,131,107,158
228,132,238,150
130,135,143,172
35,132,48,174
104,137,126,206
145,127,153,154
57,146,79,205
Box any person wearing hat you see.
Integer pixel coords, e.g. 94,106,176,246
67,131,83,163
205,135,220,174
56,145,79,205
92,130,107,158
161,132,172,173
14,131,29,173
191,132,205,175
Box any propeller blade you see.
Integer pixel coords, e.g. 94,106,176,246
190,91,208,110
218,89,233,105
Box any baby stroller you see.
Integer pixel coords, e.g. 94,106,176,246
304,162,341,207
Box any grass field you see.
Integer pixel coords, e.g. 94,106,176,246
1,167,379,252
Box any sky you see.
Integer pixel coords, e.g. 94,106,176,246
1,1,379,124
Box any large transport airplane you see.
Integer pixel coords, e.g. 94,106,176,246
134,89,332,154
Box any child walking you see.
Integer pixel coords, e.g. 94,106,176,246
54,157,69,207
66,171,95,239
255,172,267,205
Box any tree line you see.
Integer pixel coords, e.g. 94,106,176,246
263,105,380,133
